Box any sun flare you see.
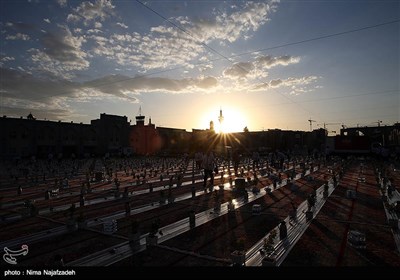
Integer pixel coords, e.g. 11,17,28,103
201,107,248,133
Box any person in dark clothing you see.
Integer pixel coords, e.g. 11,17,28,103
279,220,288,240
202,150,215,190
307,193,316,211
232,149,240,176
289,202,297,223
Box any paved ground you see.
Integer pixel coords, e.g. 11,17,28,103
1,155,398,269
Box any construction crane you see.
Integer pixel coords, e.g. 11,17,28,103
317,122,341,136
317,122,341,131
308,118,316,131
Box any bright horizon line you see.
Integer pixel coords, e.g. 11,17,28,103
3,111,396,134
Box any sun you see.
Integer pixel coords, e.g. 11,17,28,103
199,106,248,133
213,107,248,133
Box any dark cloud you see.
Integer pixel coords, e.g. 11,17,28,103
83,74,219,93
196,76,218,89
1,69,218,111
223,62,255,78
40,26,87,65
0,67,77,102
5,22,37,32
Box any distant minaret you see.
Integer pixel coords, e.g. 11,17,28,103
135,106,145,126
218,107,224,132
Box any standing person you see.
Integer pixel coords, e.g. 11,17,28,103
279,220,288,240
307,193,316,211
289,202,297,223
195,151,203,172
202,150,215,191
232,149,240,176
252,150,260,171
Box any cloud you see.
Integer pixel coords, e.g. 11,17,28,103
67,14,80,22
94,22,102,28
0,68,218,117
0,67,77,102
255,55,300,69
57,0,67,7
253,76,319,94
0,105,74,121
28,25,89,77
5,33,30,40
223,62,255,79
67,0,115,26
87,29,102,34
189,1,279,43
83,74,219,95
90,1,279,71
44,18,51,24
0,56,15,67
116,22,128,29
1,56,15,62
90,29,204,71
4,22,36,32
196,76,218,89
0,68,135,119
222,55,300,80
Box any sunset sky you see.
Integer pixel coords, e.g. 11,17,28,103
0,0,399,133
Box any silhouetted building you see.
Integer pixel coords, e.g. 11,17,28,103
0,112,190,158
130,115,161,155
91,113,130,156
341,123,400,147
157,127,191,155
2,111,396,159
0,114,95,158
